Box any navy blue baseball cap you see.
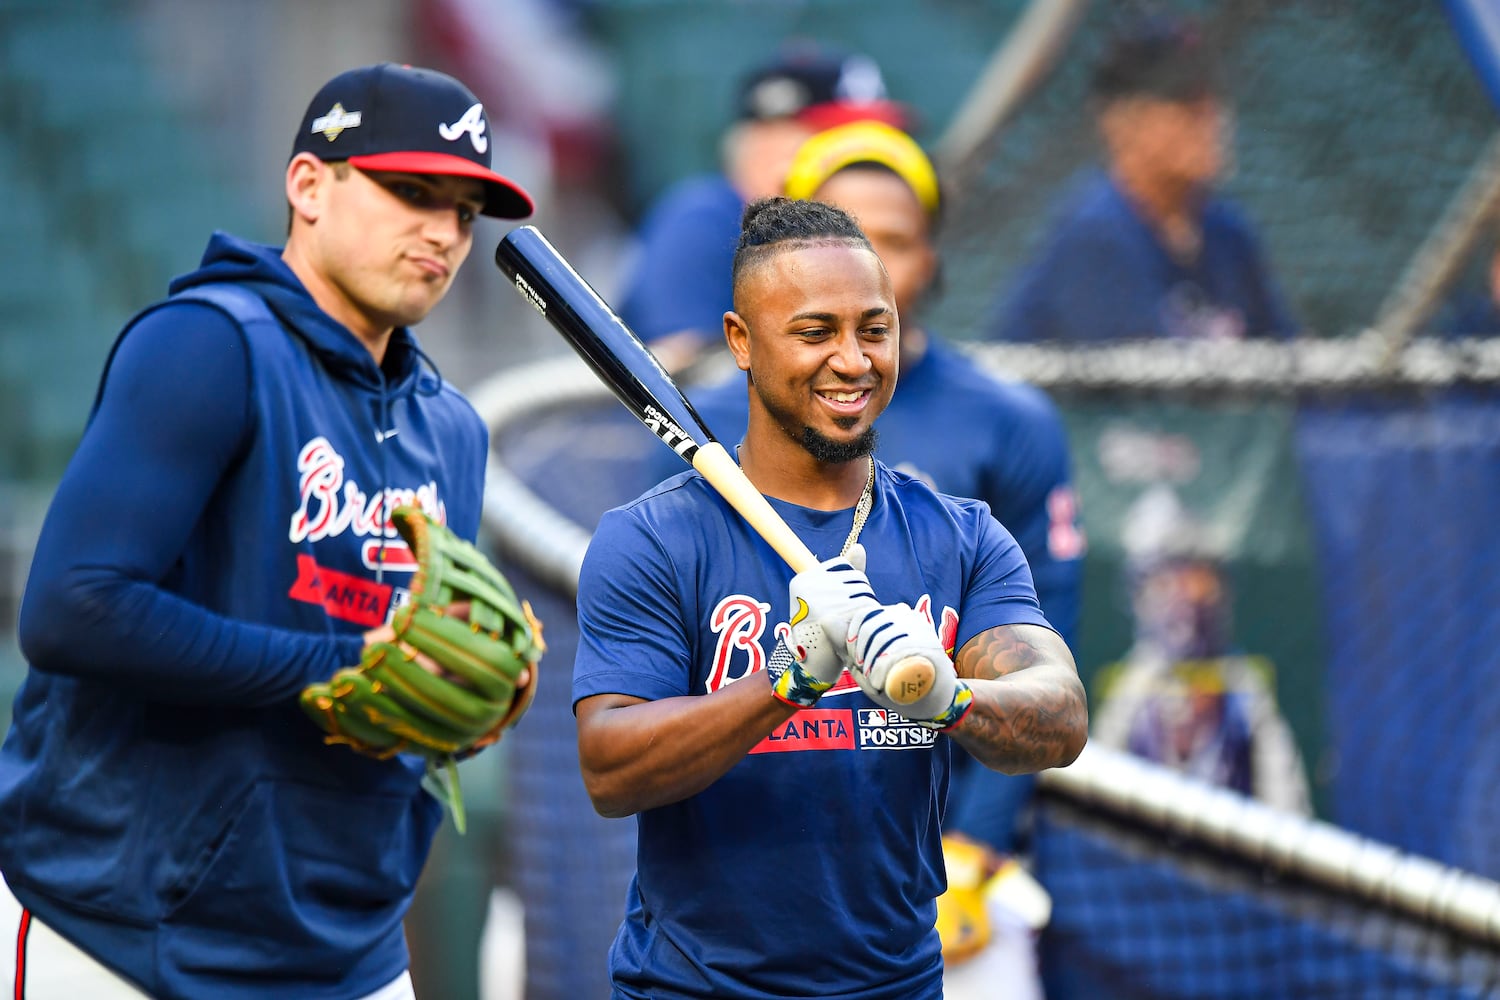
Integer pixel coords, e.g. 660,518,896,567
1091,16,1223,104
735,44,910,131
292,62,534,219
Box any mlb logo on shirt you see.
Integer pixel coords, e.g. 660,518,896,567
856,708,937,750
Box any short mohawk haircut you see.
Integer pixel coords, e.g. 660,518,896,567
731,196,874,291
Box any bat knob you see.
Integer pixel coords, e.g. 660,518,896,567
885,656,936,706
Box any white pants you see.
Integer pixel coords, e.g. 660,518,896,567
0,871,415,999
941,908,1046,1000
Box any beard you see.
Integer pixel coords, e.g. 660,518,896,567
802,423,878,464
749,370,881,464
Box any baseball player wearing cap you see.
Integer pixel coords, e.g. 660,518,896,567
642,120,1084,997
0,63,533,999
576,194,1086,999
615,41,908,373
988,14,1297,342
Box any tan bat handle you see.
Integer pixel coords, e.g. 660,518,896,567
691,442,934,706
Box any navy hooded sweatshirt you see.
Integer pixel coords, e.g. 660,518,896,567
0,233,490,998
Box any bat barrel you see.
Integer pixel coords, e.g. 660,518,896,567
495,226,715,462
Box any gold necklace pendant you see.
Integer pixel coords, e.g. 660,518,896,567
840,457,875,557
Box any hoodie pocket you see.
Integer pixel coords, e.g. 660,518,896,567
162,778,437,973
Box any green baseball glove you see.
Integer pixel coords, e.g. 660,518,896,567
301,505,544,832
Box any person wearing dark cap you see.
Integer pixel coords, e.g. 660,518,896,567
0,63,535,999
615,41,908,372
987,15,1297,342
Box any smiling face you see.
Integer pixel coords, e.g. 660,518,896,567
284,154,486,347
726,240,898,465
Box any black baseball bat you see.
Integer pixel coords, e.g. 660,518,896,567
494,225,935,705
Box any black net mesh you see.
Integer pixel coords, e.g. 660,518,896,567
934,0,1499,341
1035,794,1500,999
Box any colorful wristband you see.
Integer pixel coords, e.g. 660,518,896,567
770,658,835,709
917,680,975,732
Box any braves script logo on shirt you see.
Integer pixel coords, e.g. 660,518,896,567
286,436,447,624
709,590,959,753
288,437,447,551
706,595,771,692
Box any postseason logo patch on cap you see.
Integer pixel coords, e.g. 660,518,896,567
310,103,362,142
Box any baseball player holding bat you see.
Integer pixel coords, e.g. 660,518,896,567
643,119,1086,996
0,64,541,999
573,195,1087,999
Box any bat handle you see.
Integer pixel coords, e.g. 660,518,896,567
692,442,819,571
694,442,937,705
884,655,936,706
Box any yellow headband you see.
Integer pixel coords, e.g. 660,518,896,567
783,120,940,215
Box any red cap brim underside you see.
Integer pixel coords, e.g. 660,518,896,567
796,100,911,131
349,150,534,219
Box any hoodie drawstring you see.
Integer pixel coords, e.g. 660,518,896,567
408,342,445,398
376,377,392,585
375,343,444,584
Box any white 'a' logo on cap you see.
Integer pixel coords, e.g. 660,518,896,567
438,103,488,154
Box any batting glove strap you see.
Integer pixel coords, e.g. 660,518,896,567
766,637,835,708
915,679,975,732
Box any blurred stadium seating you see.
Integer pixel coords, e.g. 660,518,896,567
0,0,259,482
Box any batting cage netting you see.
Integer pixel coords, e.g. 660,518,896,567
473,0,1500,997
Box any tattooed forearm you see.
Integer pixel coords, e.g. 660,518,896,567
951,623,1088,772
962,624,1057,680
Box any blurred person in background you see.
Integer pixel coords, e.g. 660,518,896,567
1091,486,1311,814
0,63,535,999
642,119,1086,998
986,14,1298,343
616,41,909,373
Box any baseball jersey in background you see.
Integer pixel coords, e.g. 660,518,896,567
574,465,1053,999
988,168,1297,342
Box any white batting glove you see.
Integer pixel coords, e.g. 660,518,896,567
769,544,877,708
846,602,973,730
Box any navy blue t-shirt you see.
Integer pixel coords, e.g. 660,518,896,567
989,169,1297,342
1429,288,1500,338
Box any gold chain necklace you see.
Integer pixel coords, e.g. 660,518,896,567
840,457,875,557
